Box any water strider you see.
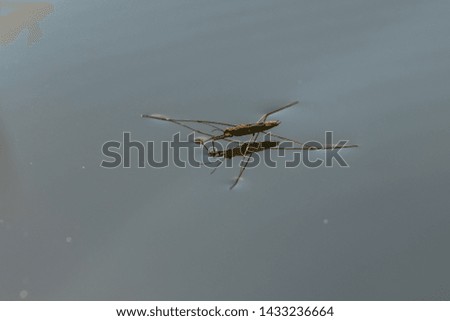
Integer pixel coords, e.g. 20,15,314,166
142,101,357,189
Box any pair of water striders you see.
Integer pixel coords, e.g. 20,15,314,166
142,101,357,189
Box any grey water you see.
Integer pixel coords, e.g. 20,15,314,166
1,0,450,300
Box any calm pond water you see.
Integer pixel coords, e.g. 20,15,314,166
1,0,449,300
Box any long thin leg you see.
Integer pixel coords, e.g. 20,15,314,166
262,131,306,146
230,132,261,190
257,101,299,123
273,144,359,150
142,114,238,143
320,144,359,149
143,114,215,137
229,154,252,190
142,114,235,127
210,160,223,174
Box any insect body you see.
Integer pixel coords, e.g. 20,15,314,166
209,141,279,159
222,121,280,138
143,101,298,144
142,101,358,189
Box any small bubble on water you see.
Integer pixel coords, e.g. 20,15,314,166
66,236,72,243
19,290,28,299
323,219,329,224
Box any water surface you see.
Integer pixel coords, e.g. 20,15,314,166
1,0,450,300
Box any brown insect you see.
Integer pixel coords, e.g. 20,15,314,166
142,101,357,189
